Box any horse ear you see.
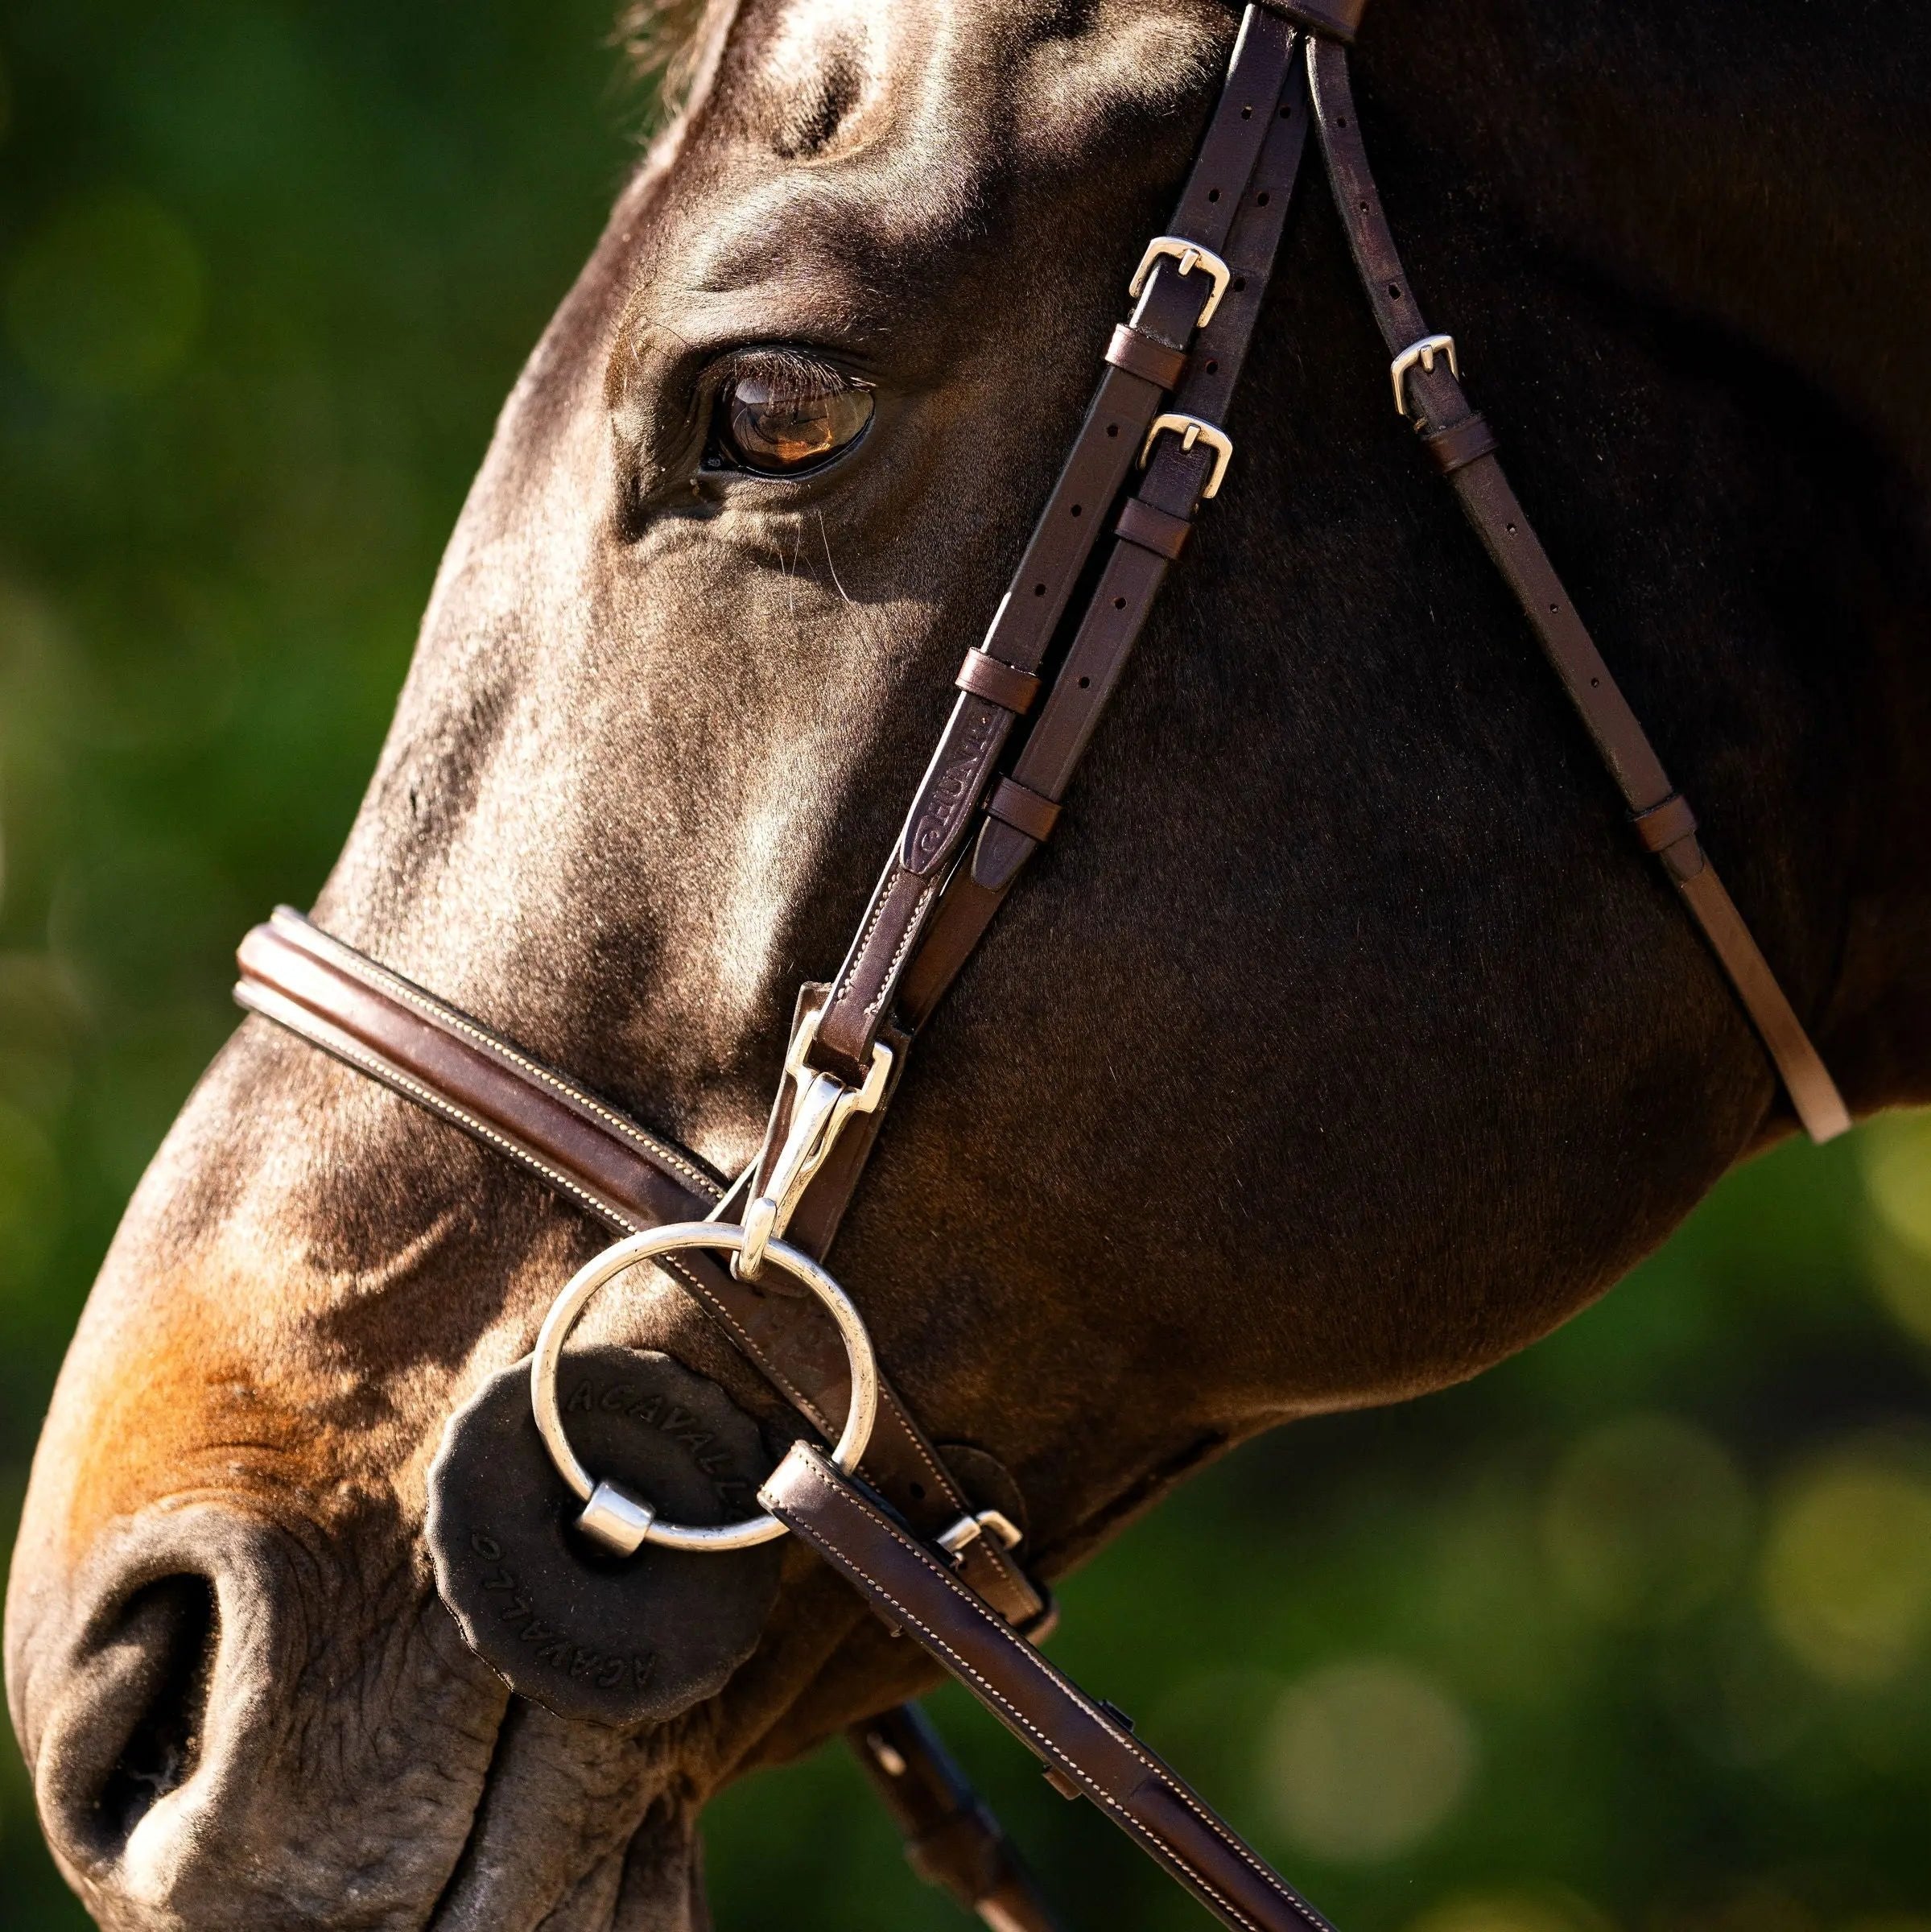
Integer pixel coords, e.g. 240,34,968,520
1012,1,1231,167
619,0,714,94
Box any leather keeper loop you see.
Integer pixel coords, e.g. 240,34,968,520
1105,324,1188,392
1260,0,1368,42
955,650,1042,716
985,778,1061,844
1115,495,1192,561
1632,791,1699,855
1422,413,1499,474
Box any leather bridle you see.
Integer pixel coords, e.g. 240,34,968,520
233,6,1851,1929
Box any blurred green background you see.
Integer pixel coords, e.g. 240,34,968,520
3,4,1930,1930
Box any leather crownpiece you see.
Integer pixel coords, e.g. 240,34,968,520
1260,0,1368,42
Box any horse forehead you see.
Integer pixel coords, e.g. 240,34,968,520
679,0,1228,256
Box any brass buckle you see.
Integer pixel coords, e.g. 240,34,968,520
1128,235,1233,329
1138,412,1234,499
737,1008,892,1280
1390,332,1460,415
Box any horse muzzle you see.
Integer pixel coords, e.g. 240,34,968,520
11,1498,505,1928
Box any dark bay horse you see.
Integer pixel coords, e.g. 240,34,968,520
9,0,1931,1926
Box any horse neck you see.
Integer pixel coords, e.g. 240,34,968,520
1342,0,1931,1117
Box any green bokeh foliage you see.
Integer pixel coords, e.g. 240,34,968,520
2,6,1927,1930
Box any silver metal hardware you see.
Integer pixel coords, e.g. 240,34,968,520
1128,236,1233,329
737,1006,892,1281
1390,332,1460,415
936,1508,1025,1563
576,1480,658,1556
530,1220,881,1554
703,1154,758,1224
1138,413,1234,499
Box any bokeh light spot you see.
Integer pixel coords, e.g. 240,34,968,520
6,187,204,396
1407,1888,1613,1932
1860,1113,1931,1345
1262,1657,1475,1863
1541,1414,1750,1626
1863,1113,1931,1258
1760,1443,1931,1684
0,1098,61,1285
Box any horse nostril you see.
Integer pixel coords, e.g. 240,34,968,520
97,1575,219,1843
77,1568,221,1855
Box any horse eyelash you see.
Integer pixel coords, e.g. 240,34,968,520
712,345,871,407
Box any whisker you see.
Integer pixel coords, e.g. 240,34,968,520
817,511,855,605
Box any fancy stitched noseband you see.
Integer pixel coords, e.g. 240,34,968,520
233,7,1850,1930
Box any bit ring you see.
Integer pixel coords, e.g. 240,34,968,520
530,1221,879,1554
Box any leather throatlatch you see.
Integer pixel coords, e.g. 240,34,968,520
1306,34,1848,1144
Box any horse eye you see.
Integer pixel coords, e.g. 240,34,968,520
708,353,873,476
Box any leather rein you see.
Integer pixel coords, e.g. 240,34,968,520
233,7,1850,1930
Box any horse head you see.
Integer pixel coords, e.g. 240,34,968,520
10,1,1929,1926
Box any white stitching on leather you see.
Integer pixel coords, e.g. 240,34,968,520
659,1256,836,1439
861,881,935,1018
860,1390,1042,1620
831,886,896,1008
777,1456,1305,1932
878,1385,959,1497
270,912,720,1195
778,1454,1329,1932
242,988,647,1234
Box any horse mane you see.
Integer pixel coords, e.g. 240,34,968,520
617,0,720,115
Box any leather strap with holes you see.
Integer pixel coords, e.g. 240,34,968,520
806,8,1302,1088
1304,37,1849,1142
748,28,1314,1248
903,62,1311,1029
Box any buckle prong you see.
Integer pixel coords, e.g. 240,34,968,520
1128,235,1233,329
1138,412,1234,500
937,1508,1025,1565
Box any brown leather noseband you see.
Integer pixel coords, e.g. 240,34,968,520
233,7,1849,1930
